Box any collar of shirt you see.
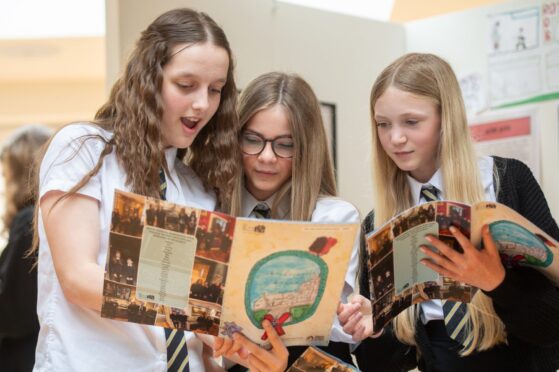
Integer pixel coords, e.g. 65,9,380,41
406,156,495,205
407,168,444,205
163,147,178,173
241,187,289,218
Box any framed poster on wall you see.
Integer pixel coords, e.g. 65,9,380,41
320,102,337,170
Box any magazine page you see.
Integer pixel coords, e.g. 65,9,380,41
220,219,358,347
102,190,234,336
101,190,359,345
287,346,359,371
472,201,559,285
367,201,474,332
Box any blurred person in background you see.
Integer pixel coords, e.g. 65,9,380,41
0,125,51,371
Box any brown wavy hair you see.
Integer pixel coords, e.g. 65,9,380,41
31,8,240,252
1,125,51,234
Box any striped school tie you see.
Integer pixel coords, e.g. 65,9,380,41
159,168,190,371
252,203,271,219
420,185,471,347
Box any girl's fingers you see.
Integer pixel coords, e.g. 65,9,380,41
261,320,288,359
448,226,475,254
420,244,454,269
337,302,361,325
247,354,266,372
425,235,461,263
481,224,498,254
420,258,456,279
213,337,232,357
342,310,363,334
224,338,244,358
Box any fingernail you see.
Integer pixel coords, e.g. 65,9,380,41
449,226,457,233
424,235,433,242
420,247,427,253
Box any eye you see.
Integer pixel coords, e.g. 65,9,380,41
243,133,262,144
405,119,418,125
376,122,389,128
209,86,224,94
176,82,193,89
275,138,294,149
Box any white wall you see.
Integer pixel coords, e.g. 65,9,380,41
106,0,407,215
406,0,559,218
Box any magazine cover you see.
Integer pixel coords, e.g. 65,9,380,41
286,346,359,372
101,190,359,346
366,200,558,332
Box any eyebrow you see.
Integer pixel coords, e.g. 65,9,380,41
173,72,227,84
244,129,292,139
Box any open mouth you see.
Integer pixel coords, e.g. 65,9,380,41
181,117,200,130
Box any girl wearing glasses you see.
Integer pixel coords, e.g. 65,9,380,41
212,72,361,371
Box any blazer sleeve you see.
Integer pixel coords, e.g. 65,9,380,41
490,157,559,346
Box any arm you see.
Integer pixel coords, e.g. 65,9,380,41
41,191,104,311
496,157,559,240
485,266,559,346
422,225,559,346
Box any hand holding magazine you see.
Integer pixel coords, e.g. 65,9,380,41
101,190,359,346
366,200,559,333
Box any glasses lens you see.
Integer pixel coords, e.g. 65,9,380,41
241,133,264,155
273,137,294,158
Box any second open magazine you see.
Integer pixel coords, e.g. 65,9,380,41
366,200,559,333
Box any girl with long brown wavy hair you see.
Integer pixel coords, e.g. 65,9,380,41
338,53,559,371
34,8,243,371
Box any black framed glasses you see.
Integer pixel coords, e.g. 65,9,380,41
240,131,294,158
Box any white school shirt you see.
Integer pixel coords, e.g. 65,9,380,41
241,188,361,343
34,124,215,372
407,156,495,323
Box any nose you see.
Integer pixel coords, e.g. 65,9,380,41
192,88,210,112
390,127,407,145
258,142,277,163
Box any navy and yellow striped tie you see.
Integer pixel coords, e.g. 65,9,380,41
420,185,470,347
159,168,190,371
252,203,271,219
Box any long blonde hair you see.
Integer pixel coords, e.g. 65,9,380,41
1,125,51,234
228,72,336,220
368,53,506,355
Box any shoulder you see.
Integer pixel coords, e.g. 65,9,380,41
312,196,360,223
48,123,112,157
492,155,531,177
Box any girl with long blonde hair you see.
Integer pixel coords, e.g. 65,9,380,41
338,53,559,371
34,8,243,371
213,72,361,371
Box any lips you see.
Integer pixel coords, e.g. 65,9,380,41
256,170,277,176
180,117,200,129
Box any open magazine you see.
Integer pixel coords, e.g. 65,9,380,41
287,346,359,371
101,190,359,346
366,200,559,333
